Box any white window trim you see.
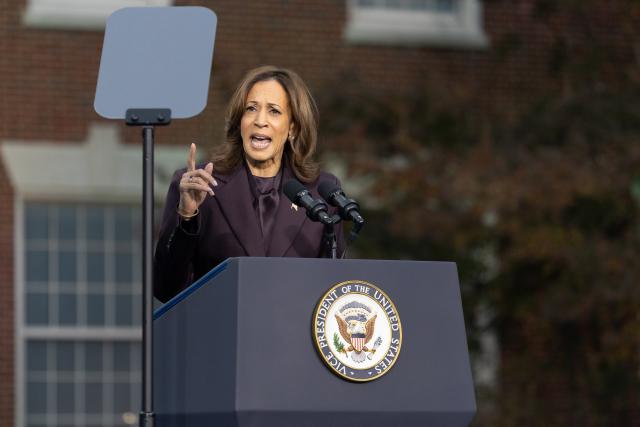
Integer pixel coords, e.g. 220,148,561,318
1,123,184,202
23,0,172,30
344,0,489,49
4,123,185,427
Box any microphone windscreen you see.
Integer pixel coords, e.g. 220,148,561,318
318,181,340,201
284,179,306,202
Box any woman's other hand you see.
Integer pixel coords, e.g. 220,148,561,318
178,143,217,217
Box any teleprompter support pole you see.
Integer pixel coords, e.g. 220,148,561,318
141,125,155,427
94,7,217,422
125,108,171,427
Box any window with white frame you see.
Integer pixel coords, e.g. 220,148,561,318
3,123,186,427
23,0,172,30
23,202,142,427
345,0,489,48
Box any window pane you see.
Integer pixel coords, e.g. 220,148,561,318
86,207,105,240
130,382,141,408
26,205,49,240
58,251,76,282
436,0,455,12
85,342,103,372
85,382,103,414
115,294,133,326
132,294,141,326
114,381,132,413
114,207,132,242
113,343,130,372
87,251,105,284
27,341,47,372
58,293,77,325
357,0,377,7
26,381,47,413
26,250,49,282
56,342,75,372
358,0,455,12
87,294,105,326
57,382,75,413
58,206,77,241
131,344,141,373
115,253,133,283
26,293,49,325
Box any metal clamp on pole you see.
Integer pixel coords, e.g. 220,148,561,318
126,108,172,126
139,411,156,427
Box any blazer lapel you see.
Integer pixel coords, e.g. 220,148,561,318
266,165,308,257
213,166,265,257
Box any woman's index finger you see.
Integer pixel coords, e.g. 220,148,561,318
188,143,196,171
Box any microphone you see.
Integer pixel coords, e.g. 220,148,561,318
284,180,334,225
318,181,364,226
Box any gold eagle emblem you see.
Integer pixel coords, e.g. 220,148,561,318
335,302,378,363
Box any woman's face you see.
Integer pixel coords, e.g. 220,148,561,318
240,79,294,177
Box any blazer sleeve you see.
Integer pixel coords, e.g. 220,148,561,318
153,169,200,303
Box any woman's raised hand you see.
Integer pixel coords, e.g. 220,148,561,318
178,143,217,217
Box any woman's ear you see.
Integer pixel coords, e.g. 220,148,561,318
288,122,296,141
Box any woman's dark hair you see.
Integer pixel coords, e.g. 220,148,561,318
211,65,320,182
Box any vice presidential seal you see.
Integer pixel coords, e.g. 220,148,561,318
312,280,402,382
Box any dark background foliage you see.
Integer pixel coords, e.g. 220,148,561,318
316,3,640,425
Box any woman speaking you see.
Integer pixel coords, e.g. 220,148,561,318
153,66,344,302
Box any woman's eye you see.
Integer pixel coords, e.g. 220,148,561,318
246,105,256,112
270,109,281,115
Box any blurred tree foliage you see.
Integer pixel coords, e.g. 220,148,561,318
317,1,640,426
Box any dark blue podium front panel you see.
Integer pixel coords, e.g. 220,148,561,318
154,258,475,426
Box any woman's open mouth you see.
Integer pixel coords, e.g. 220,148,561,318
250,134,272,149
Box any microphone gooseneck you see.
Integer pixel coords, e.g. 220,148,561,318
318,181,364,230
318,181,365,258
284,180,334,225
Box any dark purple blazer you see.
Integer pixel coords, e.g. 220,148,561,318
153,161,345,302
